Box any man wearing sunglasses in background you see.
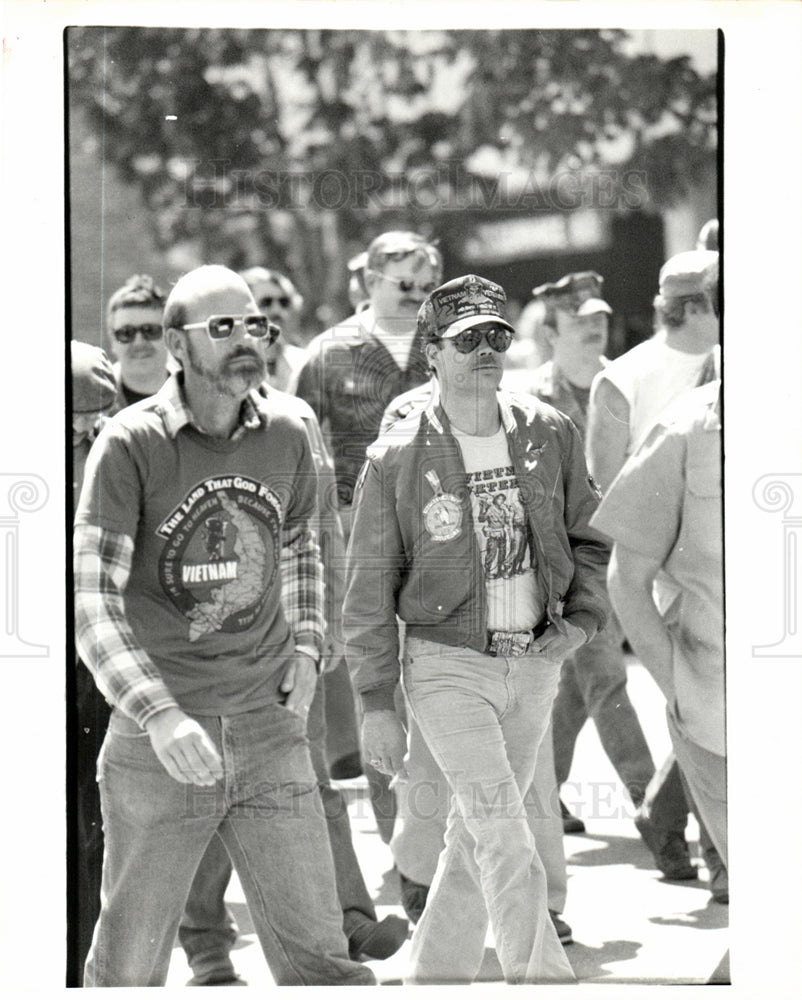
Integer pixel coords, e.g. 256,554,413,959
105,273,169,408
240,266,308,393
296,229,442,847
296,230,442,530
74,264,374,987
343,275,610,984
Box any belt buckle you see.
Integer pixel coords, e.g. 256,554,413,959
489,630,531,657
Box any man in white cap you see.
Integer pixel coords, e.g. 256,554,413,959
586,248,721,884
587,249,719,490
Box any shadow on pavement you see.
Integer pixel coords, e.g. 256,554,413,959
373,864,403,907
649,898,729,931
566,831,694,875
565,938,643,981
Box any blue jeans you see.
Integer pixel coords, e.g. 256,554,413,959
179,678,377,982
85,703,374,987
401,638,574,984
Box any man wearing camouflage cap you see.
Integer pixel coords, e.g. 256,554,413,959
344,274,610,984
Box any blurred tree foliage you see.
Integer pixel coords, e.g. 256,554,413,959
67,27,717,325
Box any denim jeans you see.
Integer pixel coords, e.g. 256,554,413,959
552,615,656,808
391,712,567,914
401,638,574,984
85,702,374,987
178,678,377,982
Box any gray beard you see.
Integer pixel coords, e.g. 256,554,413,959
185,340,265,396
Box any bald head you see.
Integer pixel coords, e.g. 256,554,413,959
164,265,255,333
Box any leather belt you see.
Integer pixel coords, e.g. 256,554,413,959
487,618,551,657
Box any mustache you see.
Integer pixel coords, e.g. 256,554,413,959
225,347,263,364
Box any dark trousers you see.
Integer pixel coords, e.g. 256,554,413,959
67,661,112,986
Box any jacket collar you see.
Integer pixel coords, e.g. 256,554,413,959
425,383,518,437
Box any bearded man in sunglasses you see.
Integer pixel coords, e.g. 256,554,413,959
343,274,610,984
74,264,374,987
105,273,169,407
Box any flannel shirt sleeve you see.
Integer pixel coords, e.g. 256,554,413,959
74,523,180,728
279,522,325,657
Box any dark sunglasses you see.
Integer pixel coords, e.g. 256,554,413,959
258,295,290,310
443,323,514,354
180,315,280,343
112,323,163,345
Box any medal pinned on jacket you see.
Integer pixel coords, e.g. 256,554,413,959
422,470,462,542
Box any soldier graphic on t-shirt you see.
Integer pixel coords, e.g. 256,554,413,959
478,493,508,579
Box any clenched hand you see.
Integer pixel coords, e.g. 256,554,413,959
145,707,224,786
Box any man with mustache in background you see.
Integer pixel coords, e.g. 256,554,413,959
527,272,660,842
74,264,374,987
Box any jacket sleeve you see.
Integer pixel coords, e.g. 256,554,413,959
559,419,612,640
342,455,406,712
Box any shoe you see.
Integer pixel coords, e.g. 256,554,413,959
560,798,586,834
549,909,573,946
634,809,698,880
329,750,363,780
398,871,429,925
187,973,248,986
704,849,729,904
346,913,409,961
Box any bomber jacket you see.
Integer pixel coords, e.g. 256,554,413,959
343,386,611,711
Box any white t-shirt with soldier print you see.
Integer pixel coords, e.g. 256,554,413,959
452,426,546,632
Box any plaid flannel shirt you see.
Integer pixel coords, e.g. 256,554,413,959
74,376,325,729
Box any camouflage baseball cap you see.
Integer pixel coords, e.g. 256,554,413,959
417,274,514,340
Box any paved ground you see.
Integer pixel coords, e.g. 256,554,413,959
166,657,728,987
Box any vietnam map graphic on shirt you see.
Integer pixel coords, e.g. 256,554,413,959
156,475,283,641
467,466,535,581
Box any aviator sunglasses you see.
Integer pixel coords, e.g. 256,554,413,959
444,323,514,354
180,314,281,344
258,295,290,310
112,323,164,345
